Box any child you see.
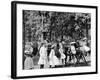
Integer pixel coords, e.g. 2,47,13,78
49,46,55,68
59,42,66,66
38,43,48,69
70,42,77,64
49,44,61,68
24,46,34,70
24,50,34,70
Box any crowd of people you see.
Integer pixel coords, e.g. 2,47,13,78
24,38,91,70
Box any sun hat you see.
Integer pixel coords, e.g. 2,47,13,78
82,37,87,41
70,42,76,45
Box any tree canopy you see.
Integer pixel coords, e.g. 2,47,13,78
23,10,91,43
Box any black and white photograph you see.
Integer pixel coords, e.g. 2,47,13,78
11,1,97,79
23,10,91,70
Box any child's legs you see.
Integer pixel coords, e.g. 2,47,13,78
49,65,55,68
62,59,65,65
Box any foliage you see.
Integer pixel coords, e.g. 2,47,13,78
23,10,91,43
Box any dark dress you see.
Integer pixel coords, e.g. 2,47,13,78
47,45,51,56
32,47,38,56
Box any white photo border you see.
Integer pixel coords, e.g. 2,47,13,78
11,1,98,79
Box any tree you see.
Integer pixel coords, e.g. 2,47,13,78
75,13,91,39
23,10,91,43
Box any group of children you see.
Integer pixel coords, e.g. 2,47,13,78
24,42,67,69
38,42,66,68
24,38,90,70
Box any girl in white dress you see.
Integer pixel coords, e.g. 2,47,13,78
49,44,61,68
38,44,48,69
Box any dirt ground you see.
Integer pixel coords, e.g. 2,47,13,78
31,54,91,69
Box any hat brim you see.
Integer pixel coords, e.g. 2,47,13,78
82,37,87,40
70,42,76,44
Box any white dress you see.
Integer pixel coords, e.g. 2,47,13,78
38,46,48,65
80,45,90,52
24,57,34,70
59,48,66,59
49,49,60,66
70,45,76,54
84,45,90,52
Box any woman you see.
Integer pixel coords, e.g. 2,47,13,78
38,43,48,69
